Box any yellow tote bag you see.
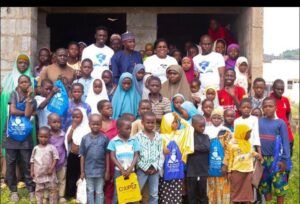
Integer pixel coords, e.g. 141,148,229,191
116,173,142,204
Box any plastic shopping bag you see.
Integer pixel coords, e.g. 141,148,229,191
76,178,87,204
116,173,142,204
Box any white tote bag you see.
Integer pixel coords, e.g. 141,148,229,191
76,178,87,204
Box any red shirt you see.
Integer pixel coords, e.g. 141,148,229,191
270,93,294,141
218,86,246,117
208,26,237,45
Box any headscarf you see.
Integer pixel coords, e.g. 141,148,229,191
160,112,194,163
233,124,252,153
213,38,227,55
141,73,152,99
64,107,90,154
132,64,145,96
225,43,240,69
78,42,87,47
171,94,186,114
110,34,121,42
211,106,224,119
85,78,109,114
161,65,192,101
181,101,200,124
112,72,141,119
181,57,195,84
204,86,220,108
0,54,35,155
234,56,249,91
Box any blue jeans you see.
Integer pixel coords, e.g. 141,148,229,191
86,177,104,204
137,169,159,204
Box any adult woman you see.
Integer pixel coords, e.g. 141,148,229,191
144,39,178,84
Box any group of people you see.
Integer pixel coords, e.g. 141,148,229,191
0,18,294,204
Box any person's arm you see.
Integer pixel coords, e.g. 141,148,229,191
38,66,48,87
80,155,85,179
285,99,292,123
111,54,119,84
126,151,139,177
30,163,34,178
67,121,78,143
48,159,58,175
79,138,86,179
194,136,210,153
225,86,240,110
177,106,189,120
110,151,126,176
105,153,110,181
218,66,225,89
37,87,59,109
279,121,291,172
24,87,34,118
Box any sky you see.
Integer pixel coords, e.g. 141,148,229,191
264,7,299,55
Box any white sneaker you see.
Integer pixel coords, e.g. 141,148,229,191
10,192,19,202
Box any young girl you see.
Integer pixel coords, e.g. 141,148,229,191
235,56,250,93
111,72,141,119
202,99,214,126
228,124,262,203
141,73,152,100
34,48,51,78
213,38,228,61
199,86,220,113
171,49,182,65
181,57,195,84
102,70,117,102
65,108,90,198
190,78,202,108
86,78,108,114
224,108,235,133
251,108,263,118
225,43,240,69
30,127,59,204
132,63,146,96
67,42,81,74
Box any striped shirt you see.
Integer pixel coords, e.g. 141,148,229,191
135,131,164,171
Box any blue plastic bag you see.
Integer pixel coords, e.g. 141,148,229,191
47,80,69,116
7,100,32,142
271,135,292,174
163,141,184,181
208,137,225,177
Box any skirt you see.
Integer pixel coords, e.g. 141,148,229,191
207,176,230,204
158,179,183,204
230,171,254,202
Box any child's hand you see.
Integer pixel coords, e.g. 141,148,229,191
194,71,199,78
172,112,180,120
123,170,130,179
71,121,78,130
105,171,110,181
225,87,235,97
47,168,54,175
163,147,170,155
52,86,59,94
80,172,85,180
278,161,286,172
192,96,201,104
27,87,33,98
221,165,228,175
255,154,264,163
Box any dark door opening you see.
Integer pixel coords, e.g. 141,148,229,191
157,14,238,52
47,13,126,51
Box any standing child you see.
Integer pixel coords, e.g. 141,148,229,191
30,127,59,204
250,78,266,109
225,43,240,69
228,124,263,203
202,99,214,126
132,64,146,97
181,57,195,84
187,115,210,204
135,112,163,204
258,97,290,204
234,57,250,93
223,108,235,133
107,117,140,203
48,113,67,203
102,70,117,102
130,100,152,136
34,48,51,78
80,114,110,204
86,79,108,114
199,86,220,113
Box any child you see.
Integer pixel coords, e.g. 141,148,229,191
34,48,51,77
120,113,136,122
80,114,110,204
225,43,240,69
181,57,195,84
4,75,36,202
199,86,220,113
35,79,58,128
48,113,67,203
228,124,262,203
63,83,91,131
86,78,108,114
224,108,235,133
190,78,202,109
112,72,141,119
75,58,94,102
251,108,263,118
102,70,117,102
187,115,210,204
171,94,189,120
250,77,266,109
147,76,172,131
270,79,294,156
213,38,228,61
171,49,182,65
204,108,231,204
187,44,199,58
136,111,163,203
65,108,90,198
143,43,154,61
234,98,262,156
258,97,290,204
234,56,250,93
97,99,118,204
218,69,246,117
130,100,152,136
67,42,81,73
30,127,59,204
132,64,146,96
202,99,214,126
107,117,140,203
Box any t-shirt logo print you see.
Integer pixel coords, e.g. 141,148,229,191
199,61,210,73
96,53,107,66
160,64,168,69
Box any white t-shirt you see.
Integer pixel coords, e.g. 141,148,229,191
234,115,261,147
81,44,114,79
34,95,51,128
193,51,225,90
144,55,178,83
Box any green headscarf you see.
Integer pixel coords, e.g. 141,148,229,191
0,54,36,155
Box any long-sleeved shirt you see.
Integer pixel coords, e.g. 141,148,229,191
259,117,290,163
186,133,210,177
135,131,163,171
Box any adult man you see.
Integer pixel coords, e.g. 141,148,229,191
81,26,114,79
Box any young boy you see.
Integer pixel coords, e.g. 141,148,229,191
250,77,266,109
35,79,58,128
223,108,235,133
80,114,110,204
258,97,290,204
48,113,67,203
120,113,136,123
147,76,171,130
130,100,152,136
135,111,163,203
187,115,210,204
30,127,59,204
218,69,246,117
270,79,294,156
107,117,140,203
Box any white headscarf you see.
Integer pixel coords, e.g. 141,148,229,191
234,56,249,91
65,107,90,153
142,73,152,99
85,78,109,114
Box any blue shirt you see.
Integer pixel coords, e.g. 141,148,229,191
73,77,93,102
79,133,109,177
107,136,140,170
111,50,143,84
